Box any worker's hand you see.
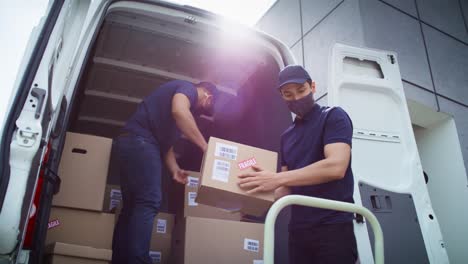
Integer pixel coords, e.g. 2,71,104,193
173,169,189,184
201,142,208,153
237,165,282,194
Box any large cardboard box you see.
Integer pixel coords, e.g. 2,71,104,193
103,185,121,213
44,242,111,264
53,132,112,211
114,206,174,264
171,171,242,221
46,207,115,249
197,137,277,216
173,217,264,264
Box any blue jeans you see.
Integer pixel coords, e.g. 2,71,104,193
112,135,162,264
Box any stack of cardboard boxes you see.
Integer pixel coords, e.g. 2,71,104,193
45,133,277,264
45,132,115,263
172,137,277,264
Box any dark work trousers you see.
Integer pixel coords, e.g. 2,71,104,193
112,135,162,264
289,222,358,264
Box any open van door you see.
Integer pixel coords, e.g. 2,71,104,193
0,1,95,262
328,43,449,263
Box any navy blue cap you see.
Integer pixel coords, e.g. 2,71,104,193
277,65,312,89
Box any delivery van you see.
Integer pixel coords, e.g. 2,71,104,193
0,0,454,263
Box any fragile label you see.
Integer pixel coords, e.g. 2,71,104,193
156,219,167,234
253,261,264,264
188,191,198,206
48,219,60,229
109,189,122,210
215,142,238,160
244,238,260,252
187,176,199,188
149,251,162,263
238,157,257,170
212,159,230,183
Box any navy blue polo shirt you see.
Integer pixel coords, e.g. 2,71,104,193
280,103,355,230
122,80,198,154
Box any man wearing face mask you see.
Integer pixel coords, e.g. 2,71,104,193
112,80,217,264
238,65,357,263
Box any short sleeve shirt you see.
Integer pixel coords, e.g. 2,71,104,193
280,103,355,230
122,80,198,154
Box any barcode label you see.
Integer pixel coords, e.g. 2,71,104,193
109,189,122,210
149,251,161,263
244,238,260,252
156,219,167,233
253,260,264,264
188,192,198,206
187,176,199,188
212,159,230,183
215,143,238,160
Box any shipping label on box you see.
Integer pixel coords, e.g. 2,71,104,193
149,251,162,263
109,189,122,210
187,176,199,188
188,192,198,206
212,159,231,183
103,185,122,213
244,238,260,252
214,142,238,160
156,219,167,234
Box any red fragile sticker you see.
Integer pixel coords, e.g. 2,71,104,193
48,219,60,229
238,157,257,170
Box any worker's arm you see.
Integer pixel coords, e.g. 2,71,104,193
238,142,351,194
280,142,350,186
274,166,291,200
165,146,189,184
172,93,208,152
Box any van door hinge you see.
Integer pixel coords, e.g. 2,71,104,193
16,127,39,147
15,86,47,147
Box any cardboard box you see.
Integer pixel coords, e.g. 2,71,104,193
173,217,264,264
53,132,112,211
197,137,277,216
46,207,115,249
114,206,174,264
103,185,121,213
44,242,111,264
171,171,242,221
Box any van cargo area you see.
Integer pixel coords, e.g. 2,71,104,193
45,4,292,264
69,10,291,171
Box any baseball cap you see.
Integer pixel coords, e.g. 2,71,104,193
277,65,312,89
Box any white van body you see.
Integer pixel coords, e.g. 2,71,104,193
0,1,453,263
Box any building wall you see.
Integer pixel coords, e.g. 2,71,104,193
257,0,468,173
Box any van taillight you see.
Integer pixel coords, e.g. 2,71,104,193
23,142,51,249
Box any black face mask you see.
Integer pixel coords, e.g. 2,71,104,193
286,92,315,117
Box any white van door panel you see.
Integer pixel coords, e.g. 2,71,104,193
328,43,449,263
0,0,93,259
